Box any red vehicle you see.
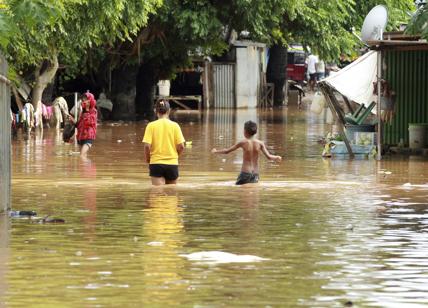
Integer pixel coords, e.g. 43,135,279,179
286,46,307,84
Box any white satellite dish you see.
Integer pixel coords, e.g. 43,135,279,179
361,5,388,42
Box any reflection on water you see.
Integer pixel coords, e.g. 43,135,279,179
0,216,9,307
5,107,428,306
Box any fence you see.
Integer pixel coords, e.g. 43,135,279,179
0,54,11,213
212,63,235,108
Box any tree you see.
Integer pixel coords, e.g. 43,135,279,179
406,4,428,39
3,0,413,118
263,0,414,105
1,0,161,123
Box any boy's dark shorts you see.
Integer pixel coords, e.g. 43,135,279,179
149,164,179,181
236,172,259,185
309,73,317,82
78,139,93,146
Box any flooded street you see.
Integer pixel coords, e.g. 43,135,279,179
3,107,428,307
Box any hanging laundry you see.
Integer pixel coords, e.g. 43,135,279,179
51,97,70,128
21,103,35,129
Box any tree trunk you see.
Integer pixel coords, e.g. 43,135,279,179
32,54,59,126
12,87,23,111
266,44,287,106
135,62,158,120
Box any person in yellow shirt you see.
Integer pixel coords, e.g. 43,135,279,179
143,100,185,185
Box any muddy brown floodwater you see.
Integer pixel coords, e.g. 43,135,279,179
2,108,428,307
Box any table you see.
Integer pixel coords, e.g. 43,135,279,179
156,95,202,119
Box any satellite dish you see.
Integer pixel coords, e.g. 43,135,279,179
361,5,388,42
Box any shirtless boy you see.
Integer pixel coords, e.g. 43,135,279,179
211,121,282,185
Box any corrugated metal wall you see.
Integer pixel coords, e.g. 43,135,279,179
384,50,428,145
213,63,235,108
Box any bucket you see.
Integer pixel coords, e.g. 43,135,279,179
310,92,325,114
158,80,170,97
345,124,375,144
409,123,428,149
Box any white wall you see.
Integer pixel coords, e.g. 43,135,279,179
236,45,262,108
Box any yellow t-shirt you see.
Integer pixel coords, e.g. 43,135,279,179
142,118,185,165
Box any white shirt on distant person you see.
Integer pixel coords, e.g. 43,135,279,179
307,54,318,74
316,60,325,73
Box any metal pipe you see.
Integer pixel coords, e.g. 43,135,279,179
377,51,382,160
74,92,78,146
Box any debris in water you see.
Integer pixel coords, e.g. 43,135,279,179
147,241,164,246
376,206,387,213
345,224,354,231
39,217,65,224
9,210,37,217
180,251,269,264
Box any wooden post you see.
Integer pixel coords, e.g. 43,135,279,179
0,54,11,213
319,83,354,158
203,61,209,109
74,92,78,146
342,95,354,114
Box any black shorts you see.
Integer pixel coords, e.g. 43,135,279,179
309,73,317,82
149,164,179,181
236,172,259,185
78,139,93,146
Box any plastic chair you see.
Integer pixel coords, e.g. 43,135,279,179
344,101,376,125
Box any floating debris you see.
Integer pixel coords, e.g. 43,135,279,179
180,251,269,264
9,210,37,217
147,241,164,246
33,216,66,224
345,224,354,231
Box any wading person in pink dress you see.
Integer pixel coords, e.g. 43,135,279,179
69,91,97,160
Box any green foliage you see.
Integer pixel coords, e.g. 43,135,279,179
0,0,418,97
280,0,357,60
1,0,161,86
352,0,414,30
6,0,64,67
0,2,14,49
406,5,428,39
274,0,414,60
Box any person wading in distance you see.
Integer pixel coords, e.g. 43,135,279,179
142,100,185,185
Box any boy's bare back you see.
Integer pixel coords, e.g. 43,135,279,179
211,120,281,185
239,138,263,173
212,137,281,173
